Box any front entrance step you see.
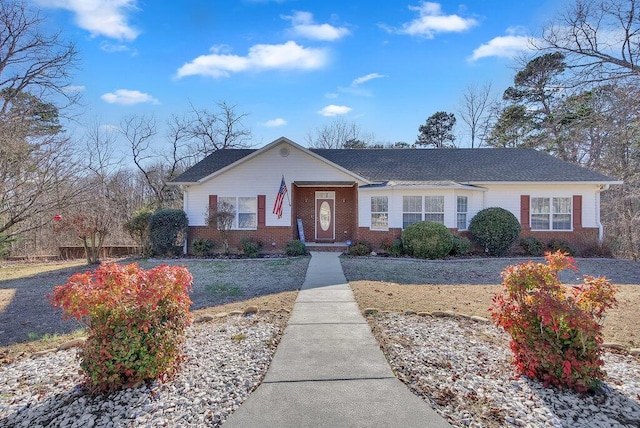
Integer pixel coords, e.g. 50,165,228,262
305,242,348,252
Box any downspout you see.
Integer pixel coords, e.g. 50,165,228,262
596,184,610,242
182,186,189,255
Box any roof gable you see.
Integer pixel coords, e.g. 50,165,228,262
171,137,372,185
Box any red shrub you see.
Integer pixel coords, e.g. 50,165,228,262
490,251,617,393
50,263,193,392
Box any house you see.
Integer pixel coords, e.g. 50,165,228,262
170,137,621,253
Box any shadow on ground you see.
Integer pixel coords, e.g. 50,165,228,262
0,257,310,347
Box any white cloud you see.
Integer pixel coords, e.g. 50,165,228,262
176,41,329,78
282,11,350,41
36,0,140,41
99,124,120,133
263,118,287,127
64,85,85,93
469,28,536,61
325,92,339,99
100,42,138,55
101,89,159,105
318,105,351,117
389,2,477,38
351,73,386,86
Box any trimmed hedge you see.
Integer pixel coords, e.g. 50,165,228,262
285,240,306,256
149,209,188,257
402,222,454,259
469,207,521,256
450,235,471,256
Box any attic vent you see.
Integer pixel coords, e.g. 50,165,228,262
279,147,290,157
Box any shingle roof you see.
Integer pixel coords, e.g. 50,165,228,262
171,147,618,184
312,148,616,182
172,149,255,183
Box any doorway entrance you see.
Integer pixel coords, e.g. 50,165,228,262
315,191,335,241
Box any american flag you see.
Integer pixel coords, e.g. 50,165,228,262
273,176,288,219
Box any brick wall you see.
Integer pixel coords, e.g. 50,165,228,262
519,228,599,253
189,225,294,254
356,227,402,250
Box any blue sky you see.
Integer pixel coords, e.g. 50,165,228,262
35,0,568,149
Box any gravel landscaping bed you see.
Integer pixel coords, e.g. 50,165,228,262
0,313,286,428
370,313,640,428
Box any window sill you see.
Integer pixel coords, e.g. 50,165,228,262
530,229,573,232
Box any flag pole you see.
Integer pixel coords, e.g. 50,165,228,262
284,175,291,206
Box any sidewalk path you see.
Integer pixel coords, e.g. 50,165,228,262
223,252,452,427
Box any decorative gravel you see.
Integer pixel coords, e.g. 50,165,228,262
0,314,286,428
371,314,640,428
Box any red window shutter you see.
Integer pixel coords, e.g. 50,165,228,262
520,195,530,230
258,195,266,226
208,195,217,217
573,195,582,229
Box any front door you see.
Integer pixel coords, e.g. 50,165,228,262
315,192,335,241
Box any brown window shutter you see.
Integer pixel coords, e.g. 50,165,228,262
520,195,530,230
573,195,582,229
208,195,217,217
258,195,266,226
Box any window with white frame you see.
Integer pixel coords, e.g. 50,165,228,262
424,196,444,224
370,196,388,230
403,196,422,228
402,195,445,228
531,197,571,230
217,196,257,229
456,196,468,230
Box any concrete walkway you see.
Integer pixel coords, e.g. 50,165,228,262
223,252,452,428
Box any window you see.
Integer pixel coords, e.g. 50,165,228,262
531,197,571,230
370,196,388,230
456,196,468,230
403,196,422,228
424,196,444,224
218,196,257,229
402,195,445,228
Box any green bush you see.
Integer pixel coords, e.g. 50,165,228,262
285,240,306,256
402,222,454,259
547,239,576,256
348,240,372,256
124,208,153,256
149,209,188,257
192,238,213,257
520,236,544,256
240,237,261,258
388,238,404,257
449,235,471,256
469,207,521,256
50,263,193,392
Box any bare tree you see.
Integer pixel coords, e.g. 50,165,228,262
0,0,80,253
176,101,252,157
119,115,182,209
458,82,493,148
306,118,375,148
540,0,640,83
208,201,235,255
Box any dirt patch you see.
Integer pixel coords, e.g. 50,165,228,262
344,256,640,348
350,281,640,347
